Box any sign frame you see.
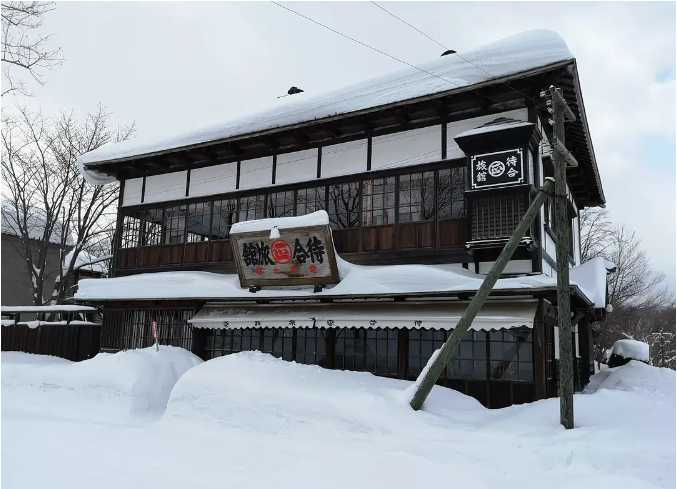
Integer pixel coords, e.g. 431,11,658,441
470,148,525,190
230,224,340,288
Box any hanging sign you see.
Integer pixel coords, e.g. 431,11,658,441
230,224,340,288
470,148,524,190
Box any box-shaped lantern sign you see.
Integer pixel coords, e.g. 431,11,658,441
470,148,524,190
230,221,340,288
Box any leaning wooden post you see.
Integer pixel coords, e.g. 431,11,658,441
549,85,575,429
410,177,555,411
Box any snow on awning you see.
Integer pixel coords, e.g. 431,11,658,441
189,301,538,331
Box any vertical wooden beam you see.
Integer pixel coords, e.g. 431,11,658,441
317,146,322,179
550,85,575,429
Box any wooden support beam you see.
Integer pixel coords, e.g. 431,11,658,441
552,137,579,168
550,85,575,430
541,86,576,122
409,177,555,411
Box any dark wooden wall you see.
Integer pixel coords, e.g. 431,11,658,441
1,324,101,361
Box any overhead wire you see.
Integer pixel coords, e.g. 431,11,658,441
369,1,537,105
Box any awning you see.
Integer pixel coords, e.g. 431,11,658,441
189,301,538,331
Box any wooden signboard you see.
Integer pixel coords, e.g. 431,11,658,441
470,148,525,190
230,224,340,288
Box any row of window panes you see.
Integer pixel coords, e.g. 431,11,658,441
120,168,465,248
200,326,533,382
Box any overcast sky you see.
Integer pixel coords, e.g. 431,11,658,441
8,1,676,294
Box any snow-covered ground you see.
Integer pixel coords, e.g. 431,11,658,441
2,349,675,489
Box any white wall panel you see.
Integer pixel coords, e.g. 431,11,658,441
478,259,533,275
321,139,368,178
122,177,143,207
275,148,318,185
239,156,273,190
144,170,188,204
447,108,529,158
371,125,441,171
189,162,237,198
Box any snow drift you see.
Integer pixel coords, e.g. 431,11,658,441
1,347,201,421
165,351,486,434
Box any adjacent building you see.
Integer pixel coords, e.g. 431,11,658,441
75,30,609,408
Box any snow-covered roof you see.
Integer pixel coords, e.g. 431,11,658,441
231,210,329,235
455,118,534,139
63,249,108,274
78,30,574,184
75,255,608,308
1,202,74,246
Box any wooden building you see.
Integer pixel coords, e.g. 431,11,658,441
75,31,609,408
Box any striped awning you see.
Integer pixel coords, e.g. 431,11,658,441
189,301,538,331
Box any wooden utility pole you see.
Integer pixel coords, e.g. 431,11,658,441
410,177,555,411
544,85,576,429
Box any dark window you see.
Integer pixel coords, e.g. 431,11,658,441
185,201,211,243
261,328,294,361
296,186,326,215
212,199,238,239
438,167,466,219
268,190,295,217
398,171,435,223
295,328,327,366
121,214,142,248
407,329,446,379
488,328,533,382
140,208,163,246
335,328,367,371
446,330,487,380
163,206,186,244
239,194,266,222
365,329,399,376
328,182,361,229
362,177,395,225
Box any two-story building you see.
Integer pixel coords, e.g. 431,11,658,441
75,30,609,408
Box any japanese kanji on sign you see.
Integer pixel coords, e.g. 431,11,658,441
470,148,524,190
230,224,340,288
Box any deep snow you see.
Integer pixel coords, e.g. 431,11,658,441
2,350,675,489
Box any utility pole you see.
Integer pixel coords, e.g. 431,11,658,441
542,85,577,429
410,177,555,411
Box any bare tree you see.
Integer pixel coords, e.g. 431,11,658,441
579,207,613,262
1,105,133,305
1,1,62,96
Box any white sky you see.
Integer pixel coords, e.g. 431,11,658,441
6,1,676,294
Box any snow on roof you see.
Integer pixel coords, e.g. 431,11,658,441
1,202,73,246
75,255,607,307
570,257,610,308
230,210,329,234
78,30,573,183
455,118,534,139
611,339,650,363
63,249,108,274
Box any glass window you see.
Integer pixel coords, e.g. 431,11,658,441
328,182,361,229
336,328,367,371
362,177,395,225
488,328,533,382
140,208,163,246
185,202,211,243
398,171,435,223
295,328,327,366
438,167,466,219
121,213,142,248
163,206,186,244
268,190,295,218
297,186,326,216
212,199,238,239
239,194,266,222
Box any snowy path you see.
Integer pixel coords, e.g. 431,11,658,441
2,349,675,489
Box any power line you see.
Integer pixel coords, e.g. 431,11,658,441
369,2,535,104
270,2,461,89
